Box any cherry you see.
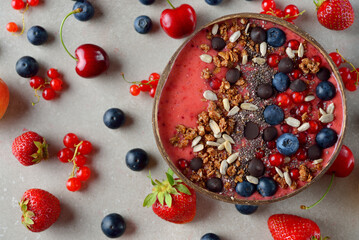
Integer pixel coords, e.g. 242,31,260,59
267,53,280,68
296,132,307,145
78,140,93,155
63,133,80,148
295,148,307,161
280,124,292,133
27,0,40,6
307,120,320,134
149,87,157,98
130,85,140,96
290,168,300,181
50,78,63,91
149,72,160,81
66,177,82,192
29,76,45,89
291,92,305,103
74,155,87,167
276,93,292,108
267,141,276,149
57,148,74,163
42,87,56,101
269,153,284,167
11,0,25,10
262,0,276,11
178,159,188,169
290,69,303,80
329,52,343,67
139,80,151,92
209,78,222,90
6,22,18,32
287,40,300,50
284,5,300,21
327,145,355,178
77,166,91,181
47,68,60,79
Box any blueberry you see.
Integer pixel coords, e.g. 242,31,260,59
316,81,336,101
73,0,95,21
103,108,125,129
263,105,284,126
125,148,149,171
235,204,258,215
316,128,338,149
139,0,155,5
267,27,286,47
201,233,221,240
235,181,255,197
134,16,152,34
257,177,277,197
15,56,39,78
276,133,299,156
205,0,222,5
27,26,48,46
101,213,126,238
272,72,290,92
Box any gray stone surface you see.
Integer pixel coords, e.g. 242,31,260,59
0,0,358,239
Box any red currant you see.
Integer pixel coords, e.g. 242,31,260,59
274,9,284,18
57,148,74,163
287,40,300,50
290,69,303,80
209,78,222,90
78,140,93,155
149,87,156,98
345,82,357,91
262,0,276,11
284,5,300,21
74,155,87,167
178,159,188,169
50,78,63,91
297,103,310,115
29,76,45,89
6,22,18,32
130,85,140,96
47,68,60,79
149,79,159,87
308,120,320,134
149,72,160,81
296,148,307,161
42,87,56,101
269,153,284,167
311,56,322,66
66,177,81,192
63,133,80,148
329,52,343,67
11,0,25,10
276,93,292,108
76,166,91,181
304,73,314,80
267,53,280,68
280,124,292,133
256,149,265,159
296,132,307,145
339,67,352,83
290,168,300,181
27,0,39,6
291,92,305,103
139,80,151,92
267,141,276,149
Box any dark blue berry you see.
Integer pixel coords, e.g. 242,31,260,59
257,177,277,197
263,105,284,126
272,72,290,92
205,0,223,5
316,81,336,101
139,0,155,5
134,16,152,34
235,181,256,197
103,108,125,129
101,213,126,238
125,148,149,171
201,233,221,240
73,0,95,21
235,204,258,215
15,56,39,78
267,27,286,47
27,26,48,46
276,133,299,156
316,128,338,149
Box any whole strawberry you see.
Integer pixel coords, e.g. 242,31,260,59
19,188,61,232
315,0,355,30
268,214,328,240
143,169,196,224
12,131,48,166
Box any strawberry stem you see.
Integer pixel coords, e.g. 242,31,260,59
313,0,325,9
300,173,335,210
166,0,176,9
336,49,359,85
60,8,82,61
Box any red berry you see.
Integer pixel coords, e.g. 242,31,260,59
290,168,300,180
50,78,63,91
78,140,92,155
27,0,39,6
149,79,159,87
47,68,60,79
308,120,319,134
296,132,307,145
149,87,156,98
149,72,160,81
139,80,151,92
297,103,310,115
274,9,284,18
76,166,91,181
284,5,300,21
329,52,343,67
269,153,284,167
6,22,18,32
291,92,305,103
74,155,87,167
267,141,276,149
276,93,292,108
66,177,81,192
290,69,303,80
29,76,45,89
11,0,25,10
178,159,188,169
339,67,352,83
280,124,292,133
304,73,314,80
267,54,280,68
256,149,265,159
42,87,56,101
209,78,222,90
311,56,322,66
262,0,276,12
345,82,357,91
296,148,307,161
287,40,300,50
57,148,74,163
63,133,80,148
130,85,140,96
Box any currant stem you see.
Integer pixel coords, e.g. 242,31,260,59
69,141,83,178
31,87,41,106
300,173,335,210
166,0,176,9
14,4,29,36
336,49,359,85
60,8,82,61
121,73,155,88
283,10,306,20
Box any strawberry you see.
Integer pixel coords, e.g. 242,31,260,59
314,0,355,30
268,214,329,240
143,169,196,224
12,131,48,166
19,188,61,232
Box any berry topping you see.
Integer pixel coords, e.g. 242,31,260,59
287,39,300,50
27,26,48,46
276,133,300,156
248,158,265,177
257,83,274,99
316,128,338,149
264,105,284,125
276,93,291,108
209,78,222,90
316,81,336,101
263,126,278,142
134,15,152,34
73,0,95,21
250,27,267,44
211,37,226,51
16,56,39,78
226,68,241,84
316,67,331,81
189,157,203,171
266,28,286,47
206,177,223,192
291,92,305,104
236,181,255,197
101,213,126,238
289,79,307,92
244,121,260,140
125,148,149,171
295,147,308,161
278,57,294,73
269,153,285,167
103,108,126,129
235,204,258,215
177,159,188,169
257,177,277,197
290,168,300,181
267,53,280,68
308,144,323,160
272,72,290,92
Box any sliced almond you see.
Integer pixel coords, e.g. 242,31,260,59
298,43,304,58
284,171,292,187
223,98,230,111
298,122,310,132
227,106,240,116
285,117,301,128
275,167,284,178
203,90,218,101
260,42,267,57
226,152,239,164
327,103,335,114
242,55,248,65
224,141,232,154
222,134,235,144
246,175,259,185
244,23,250,35
241,103,258,111
193,144,204,153
191,136,201,147
252,57,266,65
200,54,213,64
229,31,241,43
286,47,295,59
220,160,228,175
206,141,220,147
212,24,219,35
305,95,315,102
209,120,220,135
319,114,334,123
218,142,225,150
313,159,323,165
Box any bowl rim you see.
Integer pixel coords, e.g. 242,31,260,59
152,13,347,205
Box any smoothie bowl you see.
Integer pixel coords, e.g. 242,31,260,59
153,13,346,205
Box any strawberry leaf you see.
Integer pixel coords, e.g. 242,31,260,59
166,172,174,186
147,171,156,186
164,192,172,208
167,168,174,177
168,187,178,195
158,192,165,206
143,192,157,207
175,183,191,195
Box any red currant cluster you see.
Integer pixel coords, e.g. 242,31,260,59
329,51,358,92
123,72,160,98
260,0,305,23
57,133,93,192
29,68,64,104
7,0,39,33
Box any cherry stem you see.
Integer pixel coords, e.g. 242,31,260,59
166,0,176,9
60,8,83,61
69,141,83,178
336,49,359,85
300,173,335,210
121,73,155,88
